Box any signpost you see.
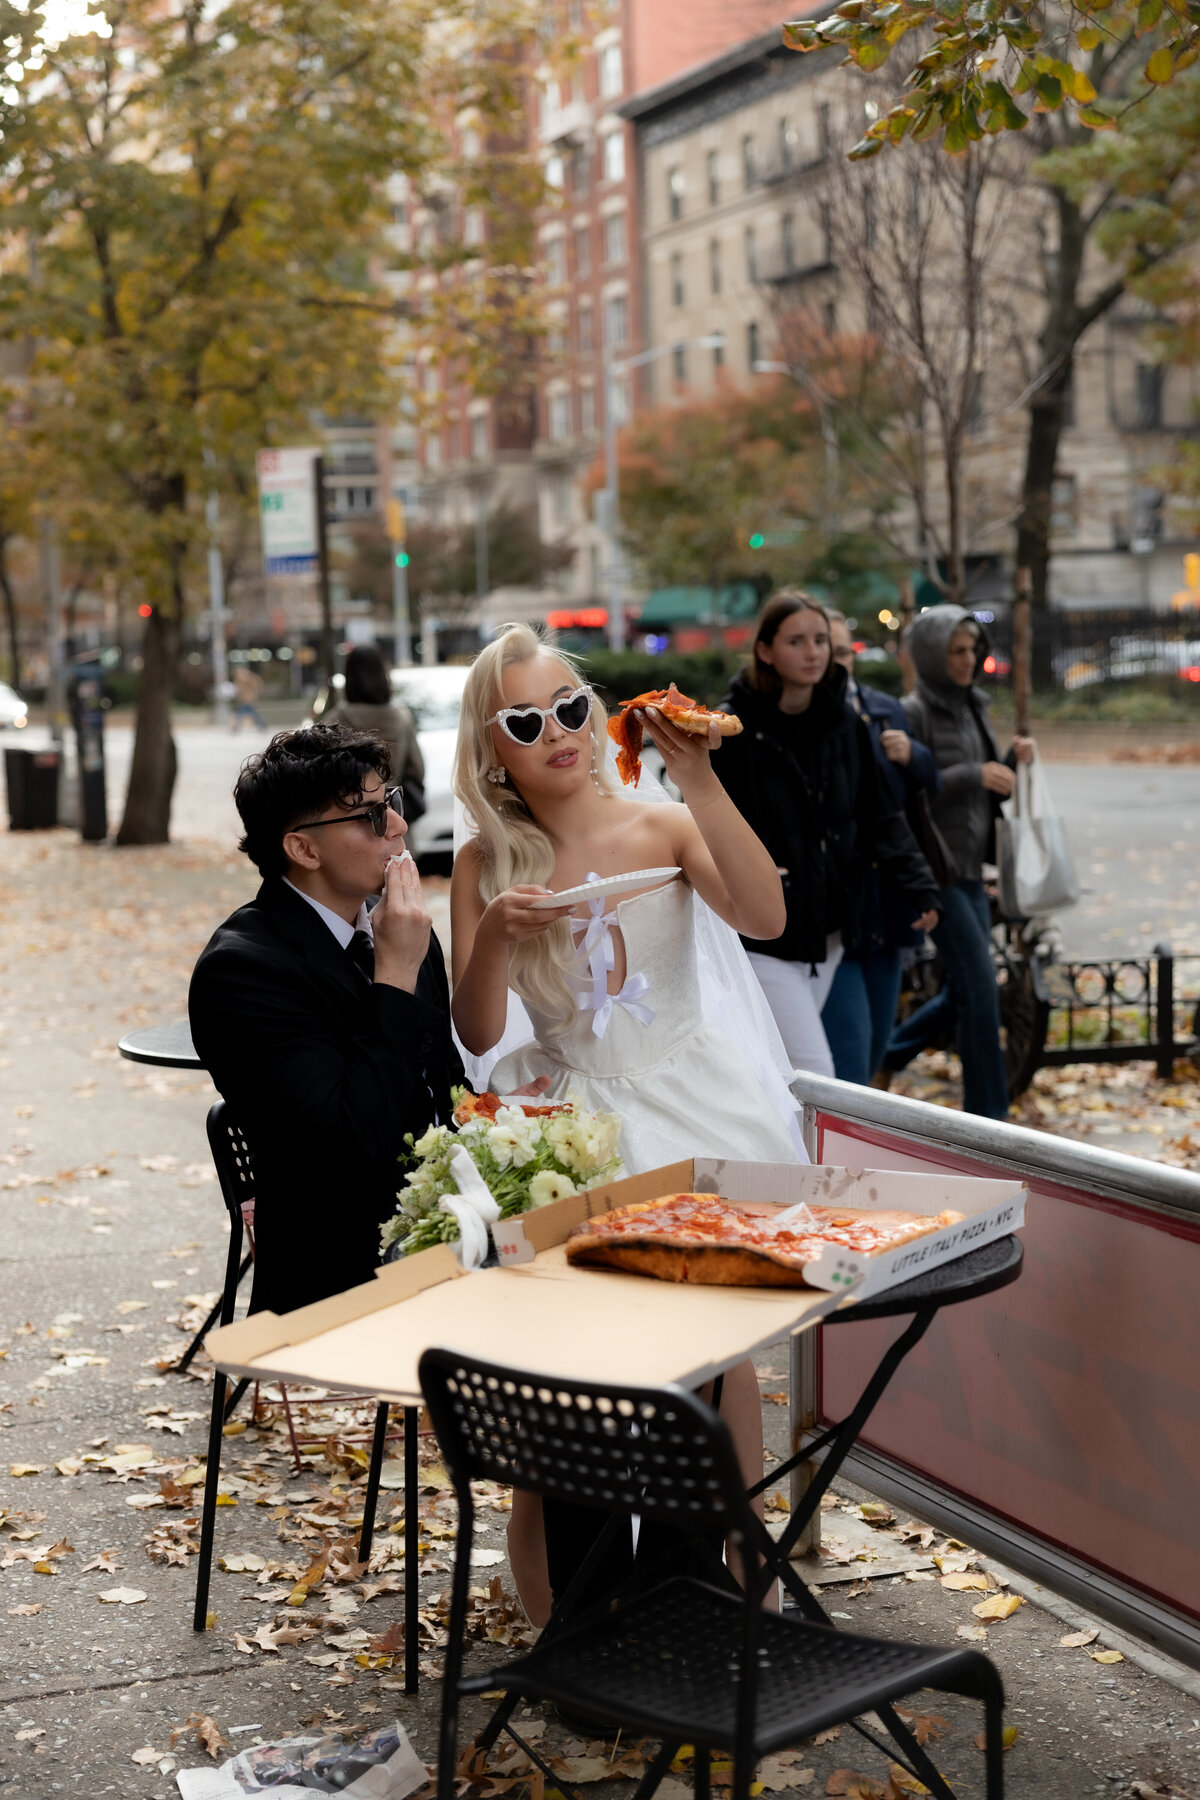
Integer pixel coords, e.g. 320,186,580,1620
256,447,320,575
256,445,333,683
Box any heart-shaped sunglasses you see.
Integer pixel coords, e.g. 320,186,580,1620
487,685,594,747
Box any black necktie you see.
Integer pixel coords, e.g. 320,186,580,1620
347,929,375,984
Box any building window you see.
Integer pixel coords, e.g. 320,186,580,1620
548,389,572,441
604,292,629,348
580,385,596,434
602,210,627,265
548,321,567,357
670,250,684,307
672,343,686,385
713,336,725,370
602,129,625,184
425,434,442,470
1051,471,1077,537
599,42,623,98
668,165,684,221
550,469,571,524
1135,363,1164,430
575,223,591,279
781,213,795,273
747,320,760,368
707,148,719,205
578,301,594,355
542,77,561,122
571,144,591,195
545,235,567,286
742,134,757,189
463,206,484,247
779,118,797,170
709,238,721,296
823,299,838,336
471,413,489,459
546,153,565,190
744,225,757,282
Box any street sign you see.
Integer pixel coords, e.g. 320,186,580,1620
256,447,320,575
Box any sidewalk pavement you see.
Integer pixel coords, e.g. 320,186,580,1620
2,826,1200,1800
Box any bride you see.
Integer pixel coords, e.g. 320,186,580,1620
450,622,803,1623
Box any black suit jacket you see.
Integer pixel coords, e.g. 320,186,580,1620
188,879,464,1316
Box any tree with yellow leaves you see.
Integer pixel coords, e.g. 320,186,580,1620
0,0,543,842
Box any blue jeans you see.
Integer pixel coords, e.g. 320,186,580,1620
822,952,903,1087
885,879,1009,1120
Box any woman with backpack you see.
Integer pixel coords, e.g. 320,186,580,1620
819,612,942,1086
713,591,939,1078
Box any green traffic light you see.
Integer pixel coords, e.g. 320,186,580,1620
396,551,410,567
749,533,765,550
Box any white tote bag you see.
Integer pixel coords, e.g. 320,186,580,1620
996,751,1079,918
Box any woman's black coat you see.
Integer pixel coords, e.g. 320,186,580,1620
714,669,939,966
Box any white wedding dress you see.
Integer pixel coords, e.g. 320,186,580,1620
490,876,803,1174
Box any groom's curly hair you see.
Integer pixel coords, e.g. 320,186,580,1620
235,723,391,879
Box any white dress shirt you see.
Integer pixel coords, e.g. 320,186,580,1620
284,880,373,953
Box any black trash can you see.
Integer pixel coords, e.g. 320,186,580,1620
5,746,61,830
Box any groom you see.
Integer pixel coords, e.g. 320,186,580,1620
189,722,464,1317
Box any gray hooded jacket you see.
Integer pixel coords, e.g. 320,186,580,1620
901,605,1010,882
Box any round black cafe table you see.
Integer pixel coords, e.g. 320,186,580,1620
117,1021,203,1069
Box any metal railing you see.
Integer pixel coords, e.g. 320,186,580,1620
1035,944,1199,1079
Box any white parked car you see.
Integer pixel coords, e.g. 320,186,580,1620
0,682,28,729
387,665,469,861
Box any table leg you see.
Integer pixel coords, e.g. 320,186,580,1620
405,1404,419,1696
787,1328,820,1558
771,1308,936,1566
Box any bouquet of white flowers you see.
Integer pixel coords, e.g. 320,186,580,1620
380,1088,623,1262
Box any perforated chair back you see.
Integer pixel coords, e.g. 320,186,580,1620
419,1349,752,1541
205,1102,255,1223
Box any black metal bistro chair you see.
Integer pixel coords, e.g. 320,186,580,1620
419,1349,1007,1800
190,1103,416,1690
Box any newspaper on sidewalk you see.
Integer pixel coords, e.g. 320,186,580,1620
176,1720,428,1799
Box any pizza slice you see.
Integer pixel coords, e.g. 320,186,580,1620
607,684,743,787
565,1193,964,1288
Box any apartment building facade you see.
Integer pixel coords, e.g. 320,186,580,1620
622,32,1200,612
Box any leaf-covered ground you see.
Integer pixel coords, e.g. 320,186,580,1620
2,827,1200,1800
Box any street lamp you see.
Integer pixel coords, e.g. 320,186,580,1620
752,358,840,524
602,333,725,652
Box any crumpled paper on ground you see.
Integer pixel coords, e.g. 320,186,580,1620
176,1720,427,1799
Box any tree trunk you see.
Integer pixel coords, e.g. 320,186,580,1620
1014,190,1088,687
116,601,180,845
0,540,19,685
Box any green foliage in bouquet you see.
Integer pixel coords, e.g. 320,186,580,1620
380,1089,623,1259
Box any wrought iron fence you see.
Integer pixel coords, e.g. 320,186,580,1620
1035,945,1200,1077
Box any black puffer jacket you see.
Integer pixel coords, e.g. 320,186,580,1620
714,669,939,965
902,605,1015,882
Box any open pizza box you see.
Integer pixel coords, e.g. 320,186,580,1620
204,1158,1026,1404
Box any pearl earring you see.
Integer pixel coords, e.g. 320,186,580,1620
591,764,605,793
486,765,507,786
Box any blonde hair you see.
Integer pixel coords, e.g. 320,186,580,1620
453,621,620,1034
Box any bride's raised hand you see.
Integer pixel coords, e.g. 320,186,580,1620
478,885,573,947
640,706,721,802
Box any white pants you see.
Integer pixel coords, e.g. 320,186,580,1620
747,936,844,1080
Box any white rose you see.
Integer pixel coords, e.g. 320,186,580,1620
412,1124,451,1159
487,1117,539,1170
529,1170,578,1208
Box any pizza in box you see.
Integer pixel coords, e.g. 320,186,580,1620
565,1193,963,1289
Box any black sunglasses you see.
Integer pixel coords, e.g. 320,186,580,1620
300,786,404,838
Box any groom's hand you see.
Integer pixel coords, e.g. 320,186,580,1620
373,853,432,992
